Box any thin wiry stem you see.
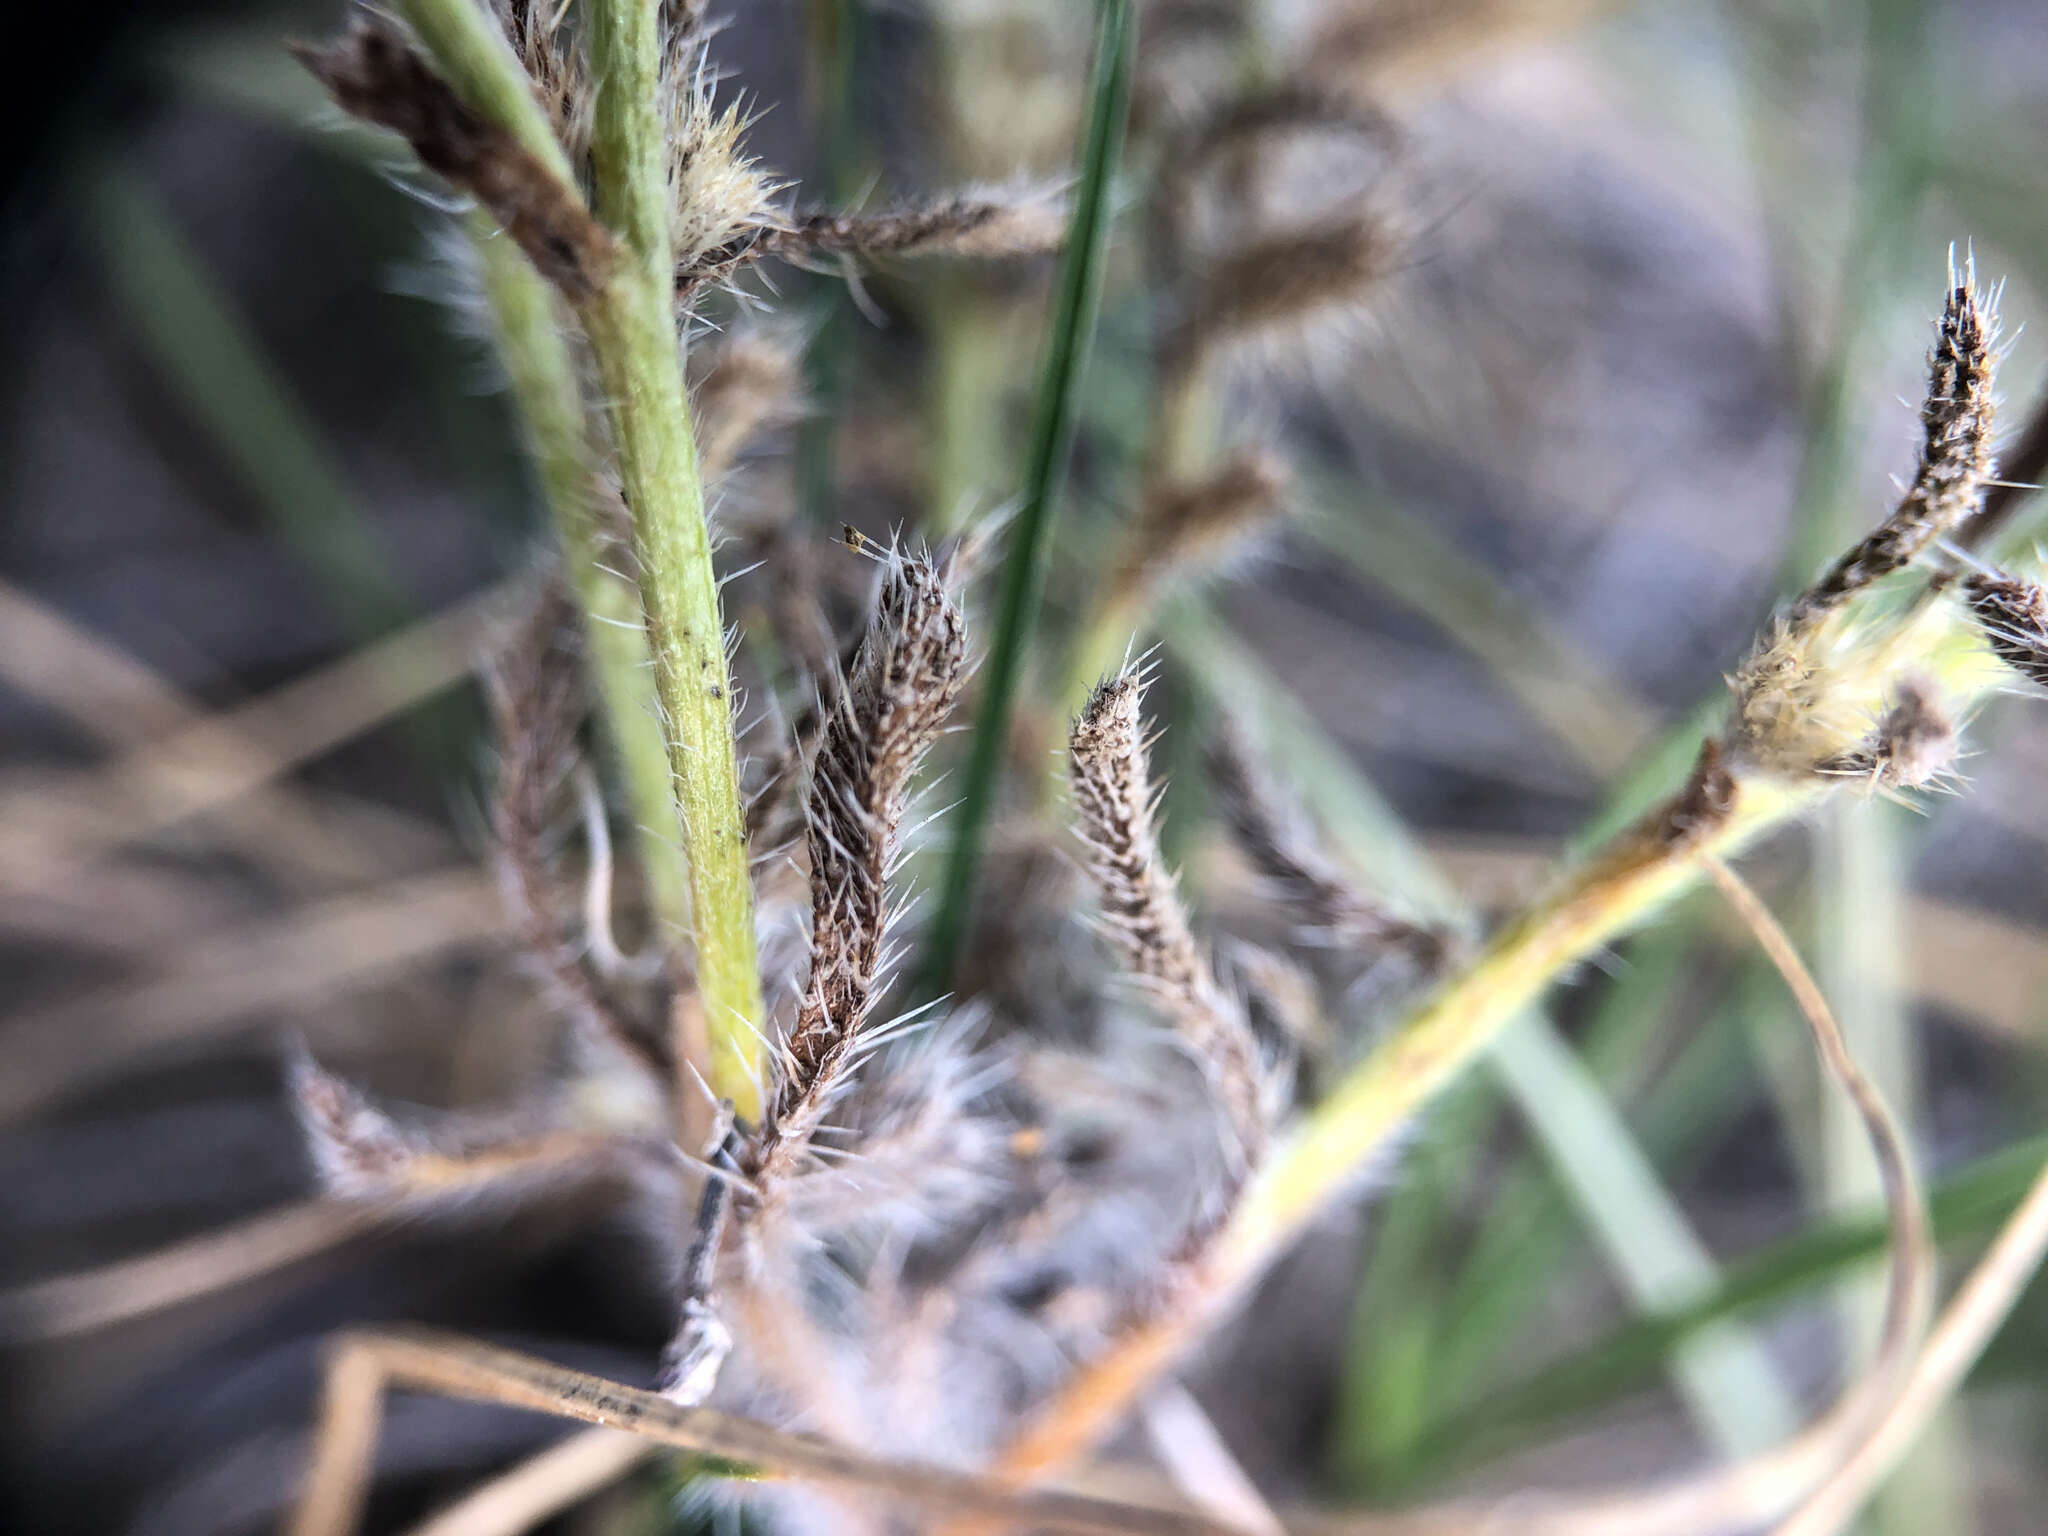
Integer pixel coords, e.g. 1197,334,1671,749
1775,1151,2048,1536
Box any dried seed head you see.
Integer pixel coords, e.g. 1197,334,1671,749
1069,668,1269,1163
1111,449,1292,611
692,328,803,481
751,549,967,1184
484,577,655,1071
1160,83,1400,247
1965,572,2048,688
1730,277,2002,780
1205,717,1448,970
293,23,614,299
662,39,782,295
1820,675,1958,791
289,1051,418,1200
1788,277,1999,630
759,193,1069,263
497,0,592,163
1165,214,1401,381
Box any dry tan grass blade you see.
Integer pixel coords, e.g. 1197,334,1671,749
288,1328,1247,1536
0,585,504,882
399,1427,652,1536
0,1199,382,1344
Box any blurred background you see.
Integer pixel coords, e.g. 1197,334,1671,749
5,0,2048,1531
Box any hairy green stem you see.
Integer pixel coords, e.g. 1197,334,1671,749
468,219,691,934
582,0,763,1115
397,0,764,1114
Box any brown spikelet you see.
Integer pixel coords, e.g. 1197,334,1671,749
749,550,967,1185
1161,83,1399,237
289,1052,418,1199
1109,450,1292,613
1820,675,1958,790
692,330,803,482
757,196,1068,263
1788,279,1998,628
288,1052,614,1205
293,24,614,300
484,576,654,1072
1205,719,1449,971
1965,572,2048,688
1165,215,1401,380
1069,669,1268,1162
499,0,591,161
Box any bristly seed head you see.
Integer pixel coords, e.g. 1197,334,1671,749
1787,278,1999,630
1112,450,1293,611
749,548,967,1186
1165,215,1401,382
1729,275,2001,781
1820,674,1958,791
1965,572,2048,689
1069,668,1270,1165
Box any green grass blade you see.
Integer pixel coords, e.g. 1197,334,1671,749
1411,1131,2048,1476
919,0,1135,995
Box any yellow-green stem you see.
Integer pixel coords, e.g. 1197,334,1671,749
469,218,691,934
582,0,763,1116
397,0,764,1114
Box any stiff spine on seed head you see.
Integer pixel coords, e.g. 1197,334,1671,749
1206,718,1448,970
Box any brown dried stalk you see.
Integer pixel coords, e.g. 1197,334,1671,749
1787,279,1997,629
1164,215,1401,383
758,197,1068,262
1069,667,1269,1163
747,548,967,1186
294,23,615,299
484,577,653,1070
1206,719,1450,970
1114,451,1293,610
